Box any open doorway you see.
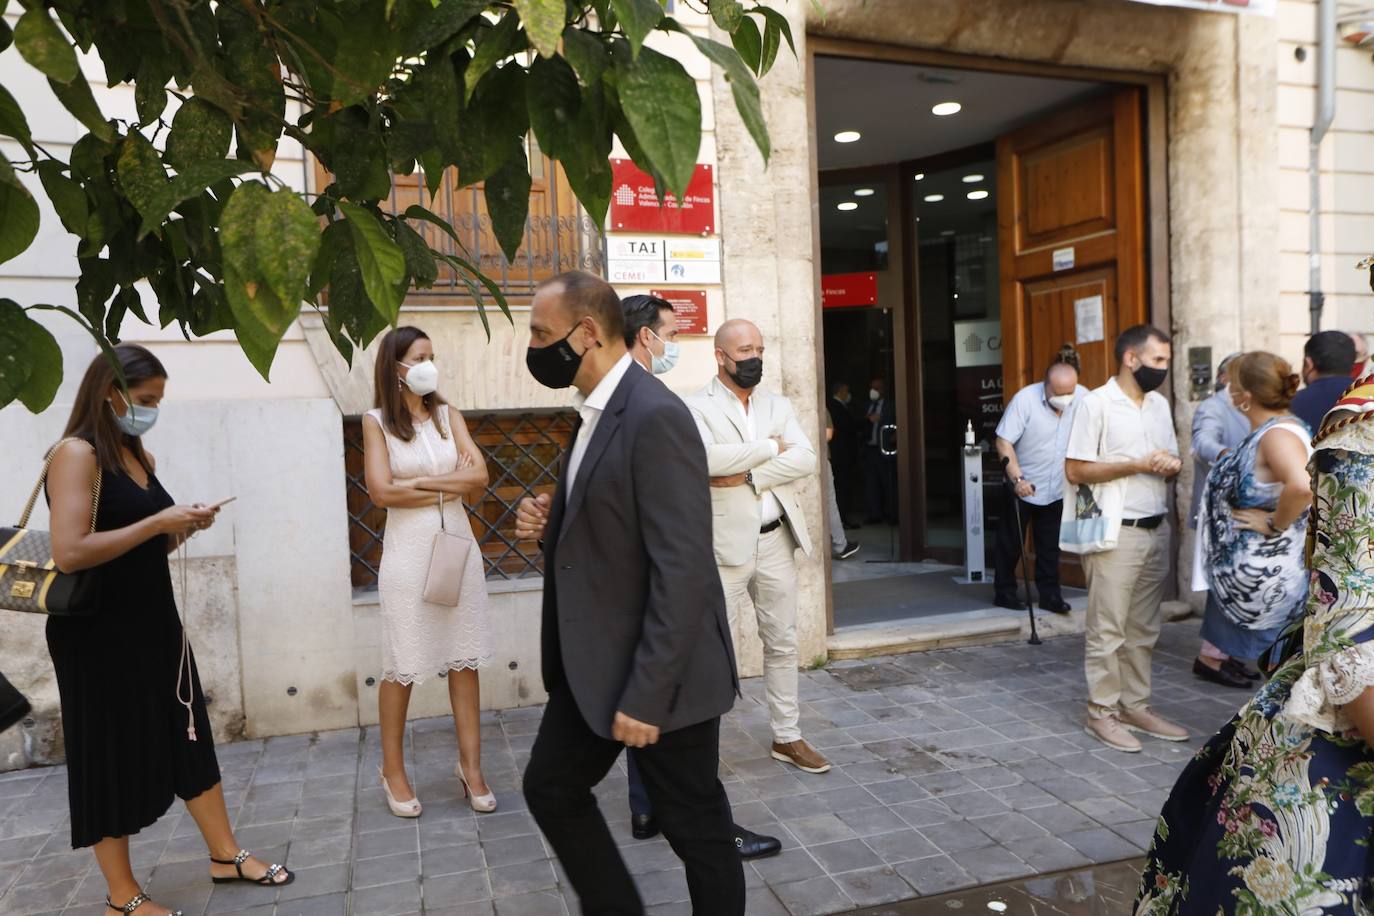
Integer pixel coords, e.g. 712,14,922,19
815,54,1153,630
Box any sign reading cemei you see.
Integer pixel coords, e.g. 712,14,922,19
607,235,722,285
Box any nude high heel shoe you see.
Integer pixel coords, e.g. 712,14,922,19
456,762,497,813
379,765,421,818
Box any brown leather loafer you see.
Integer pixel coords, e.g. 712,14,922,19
771,739,831,773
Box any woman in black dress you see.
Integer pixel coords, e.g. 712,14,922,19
46,346,293,916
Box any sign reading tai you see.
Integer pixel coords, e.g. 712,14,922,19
651,290,709,335
610,159,715,235
821,272,878,309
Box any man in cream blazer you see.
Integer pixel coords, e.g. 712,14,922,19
684,319,830,774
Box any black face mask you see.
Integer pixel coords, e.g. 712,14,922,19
1132,364,1168,394
526,323,589,390
726,356,763,389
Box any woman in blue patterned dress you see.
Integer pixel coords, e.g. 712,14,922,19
1192,353,1314,687
1136,375,1374,914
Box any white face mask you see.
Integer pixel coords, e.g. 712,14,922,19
1048,393,1075,412
869,389,881,402
401,359,439,396
648,329,679,375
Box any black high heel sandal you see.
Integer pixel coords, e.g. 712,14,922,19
210,849,295,886
105,891,182,915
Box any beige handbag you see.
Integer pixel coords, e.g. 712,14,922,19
422,492,473,607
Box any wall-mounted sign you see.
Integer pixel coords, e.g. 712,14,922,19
610,159,715,235
821,272,878,309
953,319,1004,369
1121,0,1274,14
607,235,721,285
652,289,708,335
1052,247,1075,272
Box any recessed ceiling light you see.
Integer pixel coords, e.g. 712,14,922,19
962,174,984,183
853,188,875,197
967,189,989,200
834,130,862,143
837,201,858,211
913,172,925,181
932,101,962,117
923,194,944,202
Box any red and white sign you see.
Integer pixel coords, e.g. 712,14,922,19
652,289,708,335
821,272,878,309
610,159,715,236
1121,0,1274,13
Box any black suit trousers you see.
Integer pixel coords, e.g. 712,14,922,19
993,494,1065,603
523,683,744,916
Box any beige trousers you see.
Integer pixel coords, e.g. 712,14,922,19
1081,524,1171,719
719,526,800,743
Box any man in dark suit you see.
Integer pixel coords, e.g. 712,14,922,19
826,382,861,524
515,271,745,915
864,376,898,523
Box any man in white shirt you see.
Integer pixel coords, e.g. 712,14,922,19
993,350,1089,613
684,319,830,774
1065,324,1188,753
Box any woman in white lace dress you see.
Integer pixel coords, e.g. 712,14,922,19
362,327,494,817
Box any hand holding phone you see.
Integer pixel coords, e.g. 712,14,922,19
207,496,237,510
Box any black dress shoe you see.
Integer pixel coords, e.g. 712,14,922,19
733,825,781,860
1193,658,1251,688
631,814,659,840
1039,598,1073,614
993,595,1027,611
1223,658,1262,682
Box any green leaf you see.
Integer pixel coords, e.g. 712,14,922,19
758,7,796,59
418,47,463,167
309,221,348,298
216,3,285,169
328,236,389,347
14,8,79,85
220,182,313,378
527,55,581,160
0,84,35,158
15,309,62,412
49,75,114,143
514,0,566,58
166,99,234,171
710,0,745,33
611,0,663,58
138,159,258,238
674,29,769,163
758,15,782,76
134,57,170,127
0,153,39,266
116,131,168,223
484,147,531,264
731,16,762,75
614,45,700,197
465,12,522,103
339,202,407,324
562,27,609,86
404,0,487,56
404,203,468,253
0,19,12,55
315,106,391,202
0,299,36,409
76,257,116,328
394,221,439,289
454,63,528,186
36,160,88,235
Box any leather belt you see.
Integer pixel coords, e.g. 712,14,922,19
760,519,783,535
1121,515,1166,530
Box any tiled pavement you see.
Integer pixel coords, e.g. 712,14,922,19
0,618,1245,916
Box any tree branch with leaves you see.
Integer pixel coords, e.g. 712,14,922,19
0,0,796,412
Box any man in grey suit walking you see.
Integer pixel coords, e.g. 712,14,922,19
515,271,744,915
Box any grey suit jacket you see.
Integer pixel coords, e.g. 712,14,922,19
539,362,740,740
1189,388,1250,529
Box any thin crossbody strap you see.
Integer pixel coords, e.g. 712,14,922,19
18,438,102,534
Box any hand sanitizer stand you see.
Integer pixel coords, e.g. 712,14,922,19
960,423,987,585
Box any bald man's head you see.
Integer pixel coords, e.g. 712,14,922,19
714,319,766,391
1045,362,1078,396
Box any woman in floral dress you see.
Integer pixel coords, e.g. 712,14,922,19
1136,376,1374,915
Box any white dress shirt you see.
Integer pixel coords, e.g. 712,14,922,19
565,354,633,501
1065,377,1179,519
727,392,784,525
995,381,1089,507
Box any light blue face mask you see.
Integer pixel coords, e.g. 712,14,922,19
649,329,680,375
110,400,159,437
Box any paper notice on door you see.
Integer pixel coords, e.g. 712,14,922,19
1052,247,1075,271
1074,295,1105,345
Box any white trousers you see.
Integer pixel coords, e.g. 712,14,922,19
719,526,801,743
